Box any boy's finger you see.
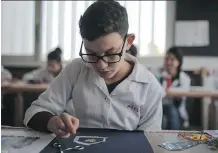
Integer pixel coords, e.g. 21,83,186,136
61,113,75,134
55,129,69,138
71,117,79,134
56,117,68,132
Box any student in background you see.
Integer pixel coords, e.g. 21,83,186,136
126,44,137,57
24,1,163,137
160,47,190,130
1,65,12,83
23,47,63,84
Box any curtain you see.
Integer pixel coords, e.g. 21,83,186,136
41,1,166,61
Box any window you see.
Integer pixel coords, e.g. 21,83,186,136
40,1,167,61
1,1,35,56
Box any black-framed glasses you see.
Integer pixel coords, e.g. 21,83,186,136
79,35,127,63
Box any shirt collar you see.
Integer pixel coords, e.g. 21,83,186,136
83,53,150,84
124,54,150,84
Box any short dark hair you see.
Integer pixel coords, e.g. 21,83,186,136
79,1,129,41
127,44,137,57
47,47,62,62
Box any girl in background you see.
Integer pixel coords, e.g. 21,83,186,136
23,47,63,83
22,47,64,117
160,47,190,130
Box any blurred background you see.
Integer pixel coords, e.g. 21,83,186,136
1,0,218,130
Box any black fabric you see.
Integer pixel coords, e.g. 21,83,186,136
106,62,133,94
28,112,55,133
40,128,153,153
107,79,124,94
23,92,41,113
1,93,17,126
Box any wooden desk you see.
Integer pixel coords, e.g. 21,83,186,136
167,90,218,98
146,131,216,153
1,81,48,93
1,82,48,127
1,127,216,153
166,88,218,130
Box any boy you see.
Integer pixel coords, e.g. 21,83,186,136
24,1,163,137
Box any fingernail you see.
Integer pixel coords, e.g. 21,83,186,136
61,133,70,138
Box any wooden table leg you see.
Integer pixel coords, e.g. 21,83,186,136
208,99,217,130
13,93,24,127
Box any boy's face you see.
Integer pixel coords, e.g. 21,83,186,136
83,33,134,80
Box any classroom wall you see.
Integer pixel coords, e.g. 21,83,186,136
139,1,218,70
176,0,218,57
176,0,218,69
1,1,218,70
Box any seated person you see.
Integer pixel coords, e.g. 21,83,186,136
1,65,12,83
22,47,63,84
159,47,190,130
24,1,163,137
126,44,137,57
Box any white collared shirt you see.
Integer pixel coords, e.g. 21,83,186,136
1,65,12,81
161,71,191,122
24,54,163,131
22,67,55,83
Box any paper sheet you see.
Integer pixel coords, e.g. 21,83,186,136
204,130,218,138
175,20,209,47
1,127,54,153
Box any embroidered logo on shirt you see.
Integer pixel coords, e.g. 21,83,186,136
127,104,139,113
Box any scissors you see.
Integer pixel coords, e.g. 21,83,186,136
53,142,84,152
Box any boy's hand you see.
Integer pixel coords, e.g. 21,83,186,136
47,113,79,138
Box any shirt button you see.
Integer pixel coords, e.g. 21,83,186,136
104,97,109,101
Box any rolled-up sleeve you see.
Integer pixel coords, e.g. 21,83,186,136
23,59,82,126
137,75,163,131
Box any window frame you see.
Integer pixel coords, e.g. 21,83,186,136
1,1,42,67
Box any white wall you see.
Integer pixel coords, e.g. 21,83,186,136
138,56,218,70
138,1,218,70
1,1,218,70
